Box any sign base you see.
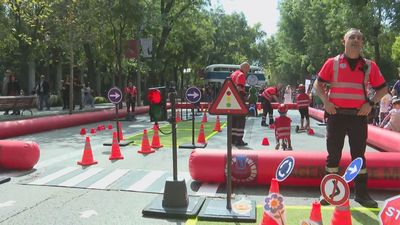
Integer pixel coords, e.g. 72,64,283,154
179,143,207,149
0,177,11,185
198,198,256,222
103,140,133,147
142,195,205,219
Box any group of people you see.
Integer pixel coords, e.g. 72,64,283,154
1,69,21,115
230,28,390,208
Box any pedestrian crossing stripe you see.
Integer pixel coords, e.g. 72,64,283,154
20,167,222,197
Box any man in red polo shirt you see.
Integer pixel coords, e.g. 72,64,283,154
230,62,250,146
124,81,137,120
314,28,388,208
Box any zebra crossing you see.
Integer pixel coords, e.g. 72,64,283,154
21,166,223,197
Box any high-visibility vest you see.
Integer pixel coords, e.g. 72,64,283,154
275,115,291,139
262,87,277,102
296,93,311,108
329,54,371,107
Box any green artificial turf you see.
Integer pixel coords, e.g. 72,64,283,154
189,205,380,225
126,120,226,147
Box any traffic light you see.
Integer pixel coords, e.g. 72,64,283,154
147,87,167,122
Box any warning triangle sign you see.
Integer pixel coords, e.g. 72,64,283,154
209,78,249,115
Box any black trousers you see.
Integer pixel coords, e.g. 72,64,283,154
326,113,368,169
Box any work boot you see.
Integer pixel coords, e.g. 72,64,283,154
354,174,378,208
261,122,268,127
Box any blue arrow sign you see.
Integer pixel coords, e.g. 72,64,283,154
185,87,201,104
108,87,123,104
343,157,363,183
275,156,295,182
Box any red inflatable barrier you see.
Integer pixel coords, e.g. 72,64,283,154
0,140,40,170
0,106,149,139
309,107,400,153
189,149,400,190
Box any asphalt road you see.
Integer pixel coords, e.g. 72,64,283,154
0,108,397,225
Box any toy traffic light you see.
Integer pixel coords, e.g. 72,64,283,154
147,87,167,122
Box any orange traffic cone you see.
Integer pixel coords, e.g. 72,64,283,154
90,128,96,134
138,129,155,154
176,111,182,123
109,132,124,160
97,125,102,131
262,137,270,146
151,126,163,149
213,115,222,132
118,122,124,140
330,200,352,225
308,201,323,224
202,111,208,123
80,128,86,135
108,124,113,130
261,178,285,225
269,178,280,194
197,123,207,144
77,136,98,166
307,128,315,135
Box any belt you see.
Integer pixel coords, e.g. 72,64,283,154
335,108,359,115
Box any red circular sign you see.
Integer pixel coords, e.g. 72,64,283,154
320,174,350,206
379,195,400,225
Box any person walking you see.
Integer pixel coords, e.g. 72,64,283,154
36,75,50,110
314,28,387,208
230,62,250,146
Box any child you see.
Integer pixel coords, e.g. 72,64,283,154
295,84,311,129
274,103,293,150
380,96,400,132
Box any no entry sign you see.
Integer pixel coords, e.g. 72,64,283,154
379,195,400,225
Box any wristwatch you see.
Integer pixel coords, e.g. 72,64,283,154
368,99,375,107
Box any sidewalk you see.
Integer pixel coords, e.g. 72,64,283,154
0,103,116,122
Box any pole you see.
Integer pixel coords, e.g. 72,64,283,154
226,114,232,210
170,91,178,181
115,104,120,142
191,105,195,146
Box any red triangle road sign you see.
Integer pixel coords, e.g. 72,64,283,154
209,78,249,115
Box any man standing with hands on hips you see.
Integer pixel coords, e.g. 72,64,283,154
314,28,387,208
230,62,250,147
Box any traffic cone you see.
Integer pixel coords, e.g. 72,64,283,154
77,136,98,166
109,132,124,160
330,200,352,225
151,126,163,149
97,125,102,131
80,128,86,135
118,122,124,140
262,137,270,146
308,201,323,224
138,129,155,154
202,111,208,123
213,115,222,132
261,179,285,225
269,178,280,194
90,128,96,134
307,128,315,135
108,124,113,130
197,123,207,144
176,111,181,123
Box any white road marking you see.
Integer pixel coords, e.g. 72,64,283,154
0,200,16,208
196,183,219,197
29,167,79,185
79,209,98,218
59,168,104,187
87,169,129,189
35,152,82,169
127,170,165,191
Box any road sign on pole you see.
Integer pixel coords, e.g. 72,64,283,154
185,87,201,103
379,195,400,225
343,157,363,183
275,156,295,182
108,87,123,104
320,174,349,206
